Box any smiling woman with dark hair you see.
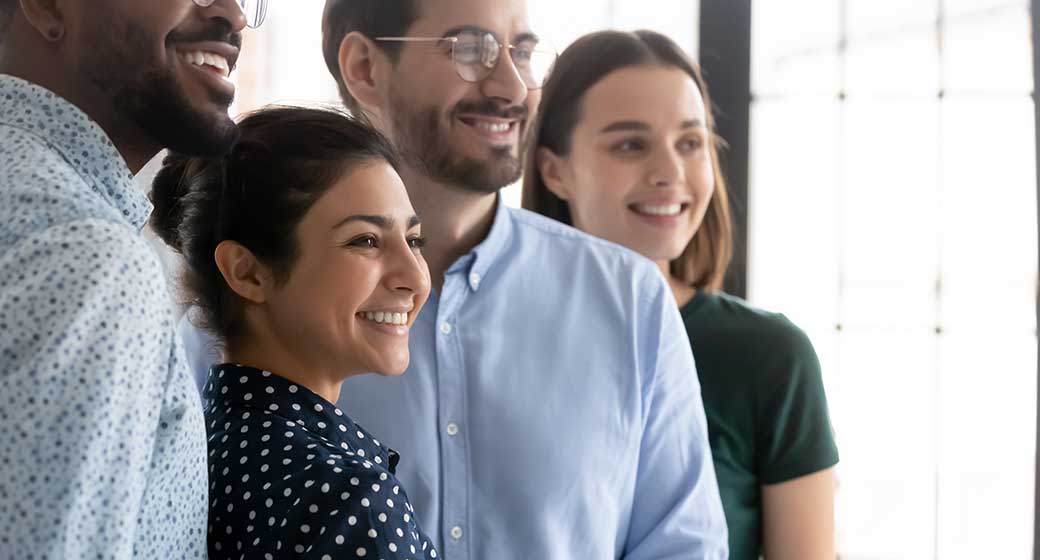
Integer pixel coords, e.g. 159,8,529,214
151,106,437,559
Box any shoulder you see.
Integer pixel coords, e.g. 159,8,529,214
3,218,160,283
690,292,815,354
0,129,127,241
0,125,94,195
506,207,664,289
0,219,167,318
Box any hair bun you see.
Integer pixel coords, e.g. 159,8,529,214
149,152,225,254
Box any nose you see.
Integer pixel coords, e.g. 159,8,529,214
646,146,685,188
384,237,431,301
197,0,248,34
478,45,529,106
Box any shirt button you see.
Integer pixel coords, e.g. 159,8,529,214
446,423,459,436
451,526,463,540
469,272,481,287
440,322,453,335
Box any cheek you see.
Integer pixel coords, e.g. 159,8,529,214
573,156,638,205
690,156,716,200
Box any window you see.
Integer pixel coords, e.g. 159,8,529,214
749,1,1037,557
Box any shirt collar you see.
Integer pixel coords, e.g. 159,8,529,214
203,363,400,471
0,74,152,231
446,195,514,292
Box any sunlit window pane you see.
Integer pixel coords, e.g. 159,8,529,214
940,97,1038,331
936,332,1036,560
752,0,841,96
529,0,612,49
943,4,1032,94
834,330,938,559
846,0,937,36
845,31,939,96
840,100,940,328
612,0,699,54
748,99,841,330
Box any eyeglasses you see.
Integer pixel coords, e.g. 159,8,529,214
193,0,268,29
375,30,557,90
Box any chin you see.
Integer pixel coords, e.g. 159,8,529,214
371,351,411,377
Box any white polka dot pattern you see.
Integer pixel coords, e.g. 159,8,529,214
0,75,208,557
204,364,437,559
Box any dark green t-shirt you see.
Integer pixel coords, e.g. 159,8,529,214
680,291,839,560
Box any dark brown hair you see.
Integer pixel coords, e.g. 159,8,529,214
0,0,17,39
150,106,400,343
321,0,419,113
522,30,733,291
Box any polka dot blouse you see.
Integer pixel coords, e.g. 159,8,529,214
204,364,438,559
0,74,208,557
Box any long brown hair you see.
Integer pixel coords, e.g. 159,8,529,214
522,30,732,291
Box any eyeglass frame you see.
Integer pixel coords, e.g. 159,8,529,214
192,0,268,29
374,31,557,90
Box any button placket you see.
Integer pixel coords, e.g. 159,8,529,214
434,271,471,559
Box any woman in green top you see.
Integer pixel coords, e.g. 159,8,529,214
523,30,839,560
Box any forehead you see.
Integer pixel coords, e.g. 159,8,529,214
581,66,707,127
409,0,533,39
309,161,413,222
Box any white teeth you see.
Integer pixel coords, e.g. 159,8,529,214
473,121,511,133
362,311,409,326
180,50,231,77
634,203,683,217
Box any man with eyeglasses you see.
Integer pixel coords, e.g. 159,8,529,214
0,0,264,557
318,1,728,557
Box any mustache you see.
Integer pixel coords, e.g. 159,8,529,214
166,22,242,50
453,98,528,120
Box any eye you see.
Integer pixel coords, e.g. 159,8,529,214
512,45,534,62
611,138,646,153
677,136,704,153
408,235,428,250
345,235,378,249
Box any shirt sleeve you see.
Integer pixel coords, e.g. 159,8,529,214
0,220,176,557
622,268,729,560
290,468,439,560
756,318,840,485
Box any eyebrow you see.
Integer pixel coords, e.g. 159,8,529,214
441,26,540,44
600,118,705,134
332,214,422,230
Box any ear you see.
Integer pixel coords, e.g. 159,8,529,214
18,0,66,41
536,146,572,201
338,31,386,113
214,241,272,305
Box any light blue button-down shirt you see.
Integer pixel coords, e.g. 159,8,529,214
182,199,728,559
0,74,208,558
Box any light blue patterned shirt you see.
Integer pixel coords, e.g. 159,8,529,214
0,74,208,558
183,199,729,559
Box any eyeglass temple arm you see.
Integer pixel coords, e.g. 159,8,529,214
373,37,458,43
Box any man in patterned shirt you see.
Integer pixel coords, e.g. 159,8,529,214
0,1,263,557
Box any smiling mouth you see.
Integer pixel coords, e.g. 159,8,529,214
629,202,690,217
178,50,232,78
457,116,520,143
358,311,411,327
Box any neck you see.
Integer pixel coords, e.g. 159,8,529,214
2,40,159,174
225,321,348,405
657,260,697,307
399,165,499,289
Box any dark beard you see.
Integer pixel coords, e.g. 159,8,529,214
81,15,241,157
389,88,524,193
